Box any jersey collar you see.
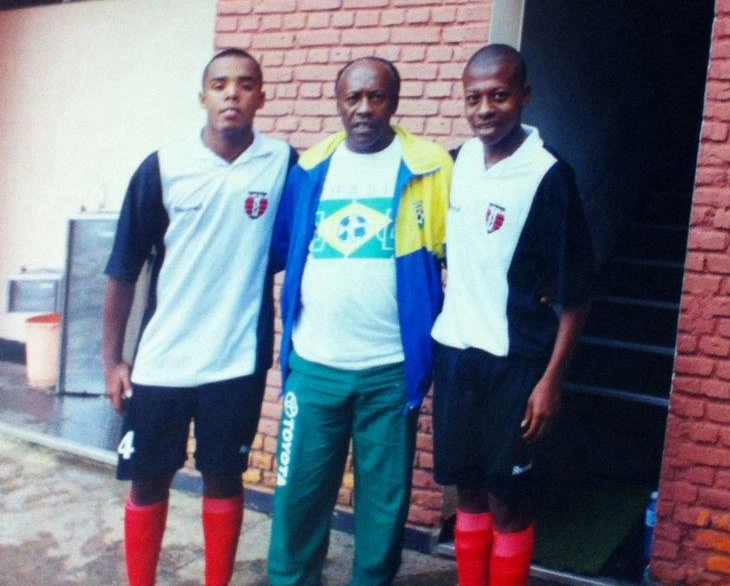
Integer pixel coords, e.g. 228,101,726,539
298,125,443,177
195,129,275,167
479,125,543,174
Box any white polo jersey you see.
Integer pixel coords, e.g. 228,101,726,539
432,126,594,357
106,131,294,386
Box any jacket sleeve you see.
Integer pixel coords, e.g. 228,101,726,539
270,162,303,273
432,149,453,261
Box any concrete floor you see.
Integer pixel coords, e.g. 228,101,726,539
0,360,568,586
0,361,460,586
0,433,460,586
0,360,121,453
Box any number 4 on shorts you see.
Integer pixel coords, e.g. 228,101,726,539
118,431,136,460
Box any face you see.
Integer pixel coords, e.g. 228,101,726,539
200,55,265,135
336,60,398,154
463,58,530,148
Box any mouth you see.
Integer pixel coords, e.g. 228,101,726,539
475,122,499,131
352,121,374,131
220,108,241,118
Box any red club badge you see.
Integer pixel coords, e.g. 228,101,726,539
485,203,505,234
245,191,269,219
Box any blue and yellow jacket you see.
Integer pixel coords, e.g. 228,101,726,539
272,126,452,410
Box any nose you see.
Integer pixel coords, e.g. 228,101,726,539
355,96,372,115
476,96,493,117
224,81,240,100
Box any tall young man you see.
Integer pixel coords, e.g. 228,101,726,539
102,48,295,586
431,44,594,586
267,57,451,586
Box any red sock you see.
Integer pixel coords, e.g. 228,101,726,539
202,495,244,586
124,497,168,586
490,525,534,586
454,510,494,586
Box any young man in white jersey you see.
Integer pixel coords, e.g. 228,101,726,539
431,44,594,586
102,48,295,586
267,57,451,586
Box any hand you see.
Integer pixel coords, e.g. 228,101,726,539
521,376,561,442
105,361,132,415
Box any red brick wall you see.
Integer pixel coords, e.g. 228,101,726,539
212,0,493,528
653,3,730,583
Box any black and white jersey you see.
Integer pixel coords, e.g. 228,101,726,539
432,126,594,358
105,131,296,386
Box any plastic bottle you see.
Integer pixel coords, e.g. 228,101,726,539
645,490,658,559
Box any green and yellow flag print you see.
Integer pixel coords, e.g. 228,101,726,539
309,197,395,259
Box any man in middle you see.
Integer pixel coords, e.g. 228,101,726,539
267,56,452,586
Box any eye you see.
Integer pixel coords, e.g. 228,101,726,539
465,94,479,105
493,91,509,102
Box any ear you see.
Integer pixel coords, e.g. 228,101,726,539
389,95,399,117
257,90,266,111
199,90,206,108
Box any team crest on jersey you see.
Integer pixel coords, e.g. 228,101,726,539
485,203,505,234
245,191,269,219
413,200,425,229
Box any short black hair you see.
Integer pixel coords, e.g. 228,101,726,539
335,56,401,97
202,48,263,87
465,44,527,87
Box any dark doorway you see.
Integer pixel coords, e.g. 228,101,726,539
519,0,714,582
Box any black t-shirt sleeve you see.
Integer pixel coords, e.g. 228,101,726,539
105,152,168,283
538,161,595,308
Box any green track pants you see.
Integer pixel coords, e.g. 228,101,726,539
268,351,418,586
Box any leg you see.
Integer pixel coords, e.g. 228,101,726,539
202,474,244,586
202,474,243,499
268,355,353,586
194,374,266,586
488,491,531,533
126,473,175,586
483,358,545,586
489,490,534,586
350,363,417,586
433,346,493,586
457,483,491,513
130,472,176,505
454,483,493,586
119,384,192,586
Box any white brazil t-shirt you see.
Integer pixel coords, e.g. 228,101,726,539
292,136,404,370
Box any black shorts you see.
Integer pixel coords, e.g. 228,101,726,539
432,344,548,500
116,372,266,481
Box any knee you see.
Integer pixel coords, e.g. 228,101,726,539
203,474,243,499
456,484,491,513
488,493,532,532
130,473,175,505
